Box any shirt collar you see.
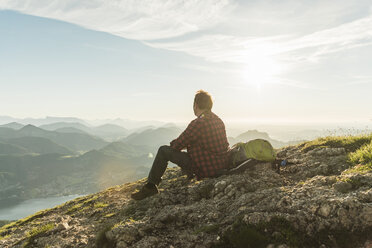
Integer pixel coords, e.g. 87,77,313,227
198,110,211,118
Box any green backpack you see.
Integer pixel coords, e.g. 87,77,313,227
231,139,276,167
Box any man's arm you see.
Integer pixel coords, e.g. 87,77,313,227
170,119,200,151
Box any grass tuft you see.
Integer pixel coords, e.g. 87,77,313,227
104,213,116,218
346,141,372,173
23,223,55,248
65,195,100,214
300,134,372,153
66,203,83,214
299,134,372,174
0,234,10,241
0,209,48,235
94,202,109,209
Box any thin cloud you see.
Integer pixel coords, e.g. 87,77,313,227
146,14,372,64
0,0,233,40
145,35,287,63
280,14,372,61
1,0,371,66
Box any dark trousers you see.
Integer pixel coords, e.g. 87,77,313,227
148,145,192,185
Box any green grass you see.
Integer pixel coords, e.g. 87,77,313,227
66,203,83,214
300,134,372,174
0,209,48,235
27,223,54,238
65,195,100,214
297,181,305,186
82,195,99,204
0,220,13,228
104,213,116,218
1,196,100,238
0,234,10,241
300,134,372,153
346,141,372,173
337,177,363,189
94,202,109,209
23,223,55,247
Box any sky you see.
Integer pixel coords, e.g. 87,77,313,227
1,0,372,124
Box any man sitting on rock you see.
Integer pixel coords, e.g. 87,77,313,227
131,90,231,200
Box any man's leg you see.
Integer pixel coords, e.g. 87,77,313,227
147,145,192,185
131,145,192,200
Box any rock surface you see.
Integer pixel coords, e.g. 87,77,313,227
0,145,371,248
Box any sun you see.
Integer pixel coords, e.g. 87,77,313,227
241,47,283,89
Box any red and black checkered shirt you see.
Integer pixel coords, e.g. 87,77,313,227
170,111,230,178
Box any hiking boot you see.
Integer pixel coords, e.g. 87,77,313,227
131,183,158,200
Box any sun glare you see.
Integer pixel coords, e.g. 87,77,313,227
241,47,283,89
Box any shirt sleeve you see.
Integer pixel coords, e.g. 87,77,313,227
170,119,200,151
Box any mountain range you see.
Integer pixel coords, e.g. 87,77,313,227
121,126,182,148
0,125,108,152
1,136,73,155
0,116,89,127
0,116,166,131
39,122,130,141
0,120,304,210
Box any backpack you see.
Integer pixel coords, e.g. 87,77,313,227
216,139,289,176
230,139,276,167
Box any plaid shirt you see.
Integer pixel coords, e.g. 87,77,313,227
170,111,230,178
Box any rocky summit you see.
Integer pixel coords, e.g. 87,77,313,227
0,142,372,248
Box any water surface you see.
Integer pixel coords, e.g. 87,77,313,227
0,195,83,220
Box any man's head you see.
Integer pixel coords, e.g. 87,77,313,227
193,90,213,116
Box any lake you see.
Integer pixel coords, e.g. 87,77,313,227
0,195,83,220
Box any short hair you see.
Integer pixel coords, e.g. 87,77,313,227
194,90,213,110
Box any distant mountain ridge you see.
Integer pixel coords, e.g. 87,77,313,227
0,116,166,131
51,125,132,142
121,126,182,148
39,122,129,141
89,118,166,130
54,127,88,134
5,136,74,155
0,142,28,155
0,116,89,126
0,124,108,152
0,124,157,205
0,122,24,130
39,122,92,133
228,129,304,148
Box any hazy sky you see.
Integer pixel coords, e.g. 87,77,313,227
1,1,372,123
